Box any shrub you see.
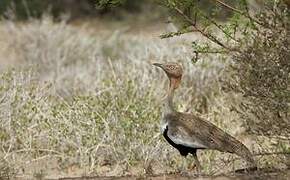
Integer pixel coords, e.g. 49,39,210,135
0,0,96,20
222,3,290,137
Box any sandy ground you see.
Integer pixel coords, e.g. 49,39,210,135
10,169,290,180
31,168,289,180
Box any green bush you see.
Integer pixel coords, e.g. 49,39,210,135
0,0,159,20
0,0,97,20
223,5,290,136
0,0,55,19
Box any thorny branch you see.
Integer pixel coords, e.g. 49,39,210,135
253,151,290,157
168,0,273,55
220,151,290,165
214,0,263,26
173,6,238,52
199,12,239,42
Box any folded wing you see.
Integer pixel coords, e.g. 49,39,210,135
167,113,255,165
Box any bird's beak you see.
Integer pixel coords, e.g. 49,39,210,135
152,62,163,68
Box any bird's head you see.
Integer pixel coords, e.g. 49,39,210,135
153,62,183,89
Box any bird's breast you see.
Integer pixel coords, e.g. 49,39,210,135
160,114,168,133
160,120,168,133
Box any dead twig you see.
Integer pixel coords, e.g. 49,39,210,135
253,151,290,157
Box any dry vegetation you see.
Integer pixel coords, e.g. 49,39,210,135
0,16,289,179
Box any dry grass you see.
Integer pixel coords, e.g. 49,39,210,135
0,17,288,179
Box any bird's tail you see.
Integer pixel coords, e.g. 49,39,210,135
228,139,257,168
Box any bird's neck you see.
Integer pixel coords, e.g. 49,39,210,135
165,86,175,113
163,77,180,115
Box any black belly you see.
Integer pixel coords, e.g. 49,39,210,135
163,126,200,156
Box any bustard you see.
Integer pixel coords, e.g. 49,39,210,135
153,62,256,173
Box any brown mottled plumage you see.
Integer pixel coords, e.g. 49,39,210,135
153,62,256,173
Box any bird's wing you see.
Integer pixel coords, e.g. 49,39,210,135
167,120,208,149
176,112,253,158
164,112,255,164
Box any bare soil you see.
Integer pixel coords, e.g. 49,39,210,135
51,168,290,180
